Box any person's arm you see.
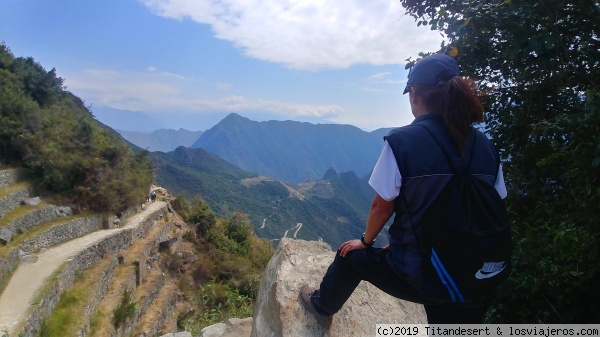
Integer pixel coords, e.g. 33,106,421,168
338,193,395,257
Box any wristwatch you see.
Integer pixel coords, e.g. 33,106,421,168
361,232,375,248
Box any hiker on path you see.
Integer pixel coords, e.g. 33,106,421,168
299,54,509,326
150,191,156,203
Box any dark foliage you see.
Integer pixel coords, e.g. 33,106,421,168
399,0,600,323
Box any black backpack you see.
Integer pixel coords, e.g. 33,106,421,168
405,125,512,302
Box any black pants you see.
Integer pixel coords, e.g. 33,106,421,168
310,247,491,324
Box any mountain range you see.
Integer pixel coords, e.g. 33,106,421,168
191,113,393,182
117,128,203,152
108,111,399,246
150,146,379,247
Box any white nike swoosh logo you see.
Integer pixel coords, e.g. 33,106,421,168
475,266,506,279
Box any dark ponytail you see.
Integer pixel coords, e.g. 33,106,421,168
413,76,484,156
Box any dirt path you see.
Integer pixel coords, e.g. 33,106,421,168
0,201,166,335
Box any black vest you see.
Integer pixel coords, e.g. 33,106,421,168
383,114,500,286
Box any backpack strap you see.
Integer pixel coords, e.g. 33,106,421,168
415,124,477,174
398,123,477,270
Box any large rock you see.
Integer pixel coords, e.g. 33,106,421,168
194,317,253,337
21,197,41,206
252,238,426,337
0,228,13,244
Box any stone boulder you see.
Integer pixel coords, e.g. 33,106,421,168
18,250,38,264
195,317,254,337
159,332,192,337
22,197,41,206
0,228,13,244
251,238,426,337
55,206,73,217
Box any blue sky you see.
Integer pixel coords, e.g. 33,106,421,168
0,0,443,131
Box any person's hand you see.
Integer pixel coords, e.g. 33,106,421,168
338,239,366,257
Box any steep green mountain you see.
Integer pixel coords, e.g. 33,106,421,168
191,113,393,182
0,43,152,213
151,146,377,247
118,128,203,152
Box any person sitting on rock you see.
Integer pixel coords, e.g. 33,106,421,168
299,54,508,327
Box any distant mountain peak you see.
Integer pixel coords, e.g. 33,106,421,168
323,167,339,180
222,112,252,123
192,113,392,182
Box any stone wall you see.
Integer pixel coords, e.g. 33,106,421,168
136,220,175,283
18,205,168,337
18,215,103,253
104,204,143,229
0,214,103,289
115,273,166,337
0,249,19,293
3,204,60,237
114,219,179,337
0,168,26,189
0,184,33,219
77,256,119,337
137,284,179,337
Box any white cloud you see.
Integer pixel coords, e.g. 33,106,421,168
368,72,393,81
368,72,404,85
362,87,387,94
140,0,443,70
64,68,342,119
215,81,233,90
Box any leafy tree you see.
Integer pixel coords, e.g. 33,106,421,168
0,41,153,213
188,198,217,236
9,56,64,107
399,0,600,323
226,211,252,245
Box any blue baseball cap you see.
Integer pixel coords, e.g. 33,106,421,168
403,54,460,94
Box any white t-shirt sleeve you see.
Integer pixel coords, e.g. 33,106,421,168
495,164,508,199
368,141,401,201
368,141,507,201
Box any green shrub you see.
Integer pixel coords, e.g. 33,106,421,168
179,281,253,333
112,289,136,328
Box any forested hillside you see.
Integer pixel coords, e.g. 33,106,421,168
151,146,376,248
0,42,273,335
399,0,600,322
0,43,152,213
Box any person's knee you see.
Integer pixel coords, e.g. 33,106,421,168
333,248,369,271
